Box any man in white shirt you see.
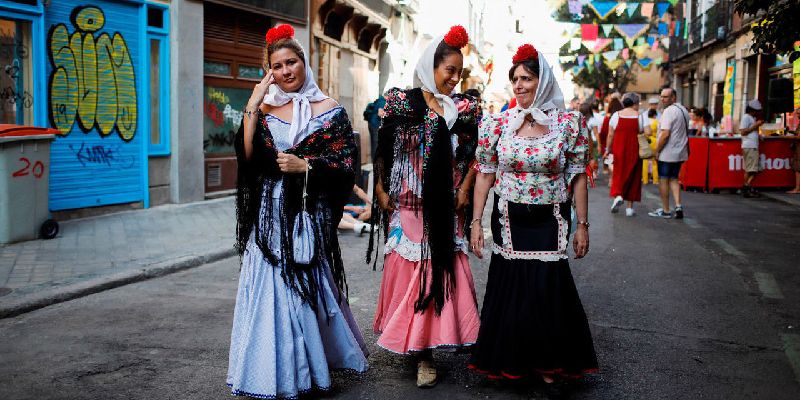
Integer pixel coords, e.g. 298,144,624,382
738,99,764,197
648,87,690,219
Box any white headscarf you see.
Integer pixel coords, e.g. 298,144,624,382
263,45,330,140
413,35,459,130
507,51,565,131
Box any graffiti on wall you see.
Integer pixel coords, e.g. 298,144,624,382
1,26,34,121
203,86,249,154
48,6,137,141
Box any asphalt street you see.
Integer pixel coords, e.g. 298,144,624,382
1,182,798,399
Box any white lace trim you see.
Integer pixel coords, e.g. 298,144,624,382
492,243,568,261
493,199,569,262
384,231,468,262
477,163,497,173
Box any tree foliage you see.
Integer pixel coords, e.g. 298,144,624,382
734,0,800,54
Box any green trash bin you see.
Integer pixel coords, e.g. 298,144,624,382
0,124,60,244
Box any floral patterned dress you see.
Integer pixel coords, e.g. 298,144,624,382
468,107,599,380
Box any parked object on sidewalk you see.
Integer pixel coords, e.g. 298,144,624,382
0,125,60,244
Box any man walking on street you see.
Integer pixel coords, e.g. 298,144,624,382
738,99,764,198
649,87,690,219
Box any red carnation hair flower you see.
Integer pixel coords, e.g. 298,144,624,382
443,25,469,49
512,44,538,64
266,24,295,44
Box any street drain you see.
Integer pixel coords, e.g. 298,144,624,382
0,287,11,297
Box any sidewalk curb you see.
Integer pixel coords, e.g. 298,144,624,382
0,248,237,320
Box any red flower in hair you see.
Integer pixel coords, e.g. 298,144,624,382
512,44,538,64
444,25,469,49
266,24,295,44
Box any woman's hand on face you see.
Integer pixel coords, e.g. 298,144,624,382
470,222,484,259
376,191,394,212
248,71,275,108
276,152,307,174
573,226,589,259
455,188,470,210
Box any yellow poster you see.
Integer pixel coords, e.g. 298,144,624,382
721,60,736,133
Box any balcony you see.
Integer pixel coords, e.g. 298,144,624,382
669,0,732,61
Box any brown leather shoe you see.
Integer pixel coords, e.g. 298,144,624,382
416,360,437,388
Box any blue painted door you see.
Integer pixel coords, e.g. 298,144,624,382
45,1,146,210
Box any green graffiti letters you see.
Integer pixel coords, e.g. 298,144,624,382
48,6,137,141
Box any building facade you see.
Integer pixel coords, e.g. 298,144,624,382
669,0,797,132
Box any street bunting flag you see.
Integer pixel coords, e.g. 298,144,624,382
593,38,613,52
581,24,599,40
605,59,624,70
626,2,640,17
668,0,679,5
638,57,654,70
658,22,668,36
656,2,670,19
586,62,594,73
661,37,670,48
625,59,633,68
615,23,650,40
601,24,614,37
560,55,577,64
571,38,583,51
614,38,624,50
655,57,663,66
647,35,656,46
640,2,655,19
634,45,649,58
625,37,637,48
577,54,587,66
637,37,646,46
674,21,681,37
602,50,620,61
588,1,619,20
621,48,630,60
568,0,583,15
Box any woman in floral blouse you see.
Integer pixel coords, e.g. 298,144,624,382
368,25,481,388
467,44,598,391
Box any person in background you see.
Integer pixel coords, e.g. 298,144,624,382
338,184,373,235
738,99,764,198
488,104,496,115
646,96,661,118
599,97,624,182
606,92,644,217
691,107,710,137
568,96,581,112
648,87,689,219
642,108,659,185
580,102,600,179
364,95,386,161
464,88,482,104
788,107,800,194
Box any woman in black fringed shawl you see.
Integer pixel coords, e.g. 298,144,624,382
367,25,481,388
227,24,368,400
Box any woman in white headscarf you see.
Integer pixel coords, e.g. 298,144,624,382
229,24,368,399
468,44,598,391
368,25,482,388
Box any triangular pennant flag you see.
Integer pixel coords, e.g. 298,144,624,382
582,40,598,50
684,20,689,39
559,55,577,64
625,37,636,48
568,0,583,14
577,54,587,66
637,37,646,46
588,1,619,20
647,35,656,46
622,48,630,60
656,2,670,19
638,57,654,69
640,2,655,18
586,62,594,73
674,21,681,37
615,23,650,40
668,0,679,5
602,50,620,61
655,57,664,66
658,22,668,36
593,38,613,52
634,45,648,58
614,38,624,50
625,59,633,68
652,41,660,51
601,24,614,37
581,24,599,41
605,59,624,70
571,38,582,51
626,2,640,17
661,37,670,48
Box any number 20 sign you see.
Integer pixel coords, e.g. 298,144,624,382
12,157,45,179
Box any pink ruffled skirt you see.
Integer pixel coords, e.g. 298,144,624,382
373,250,480,354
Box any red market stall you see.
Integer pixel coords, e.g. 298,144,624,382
679,136,796,192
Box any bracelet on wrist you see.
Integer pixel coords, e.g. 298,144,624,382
469,218,481,227
576,220,590,228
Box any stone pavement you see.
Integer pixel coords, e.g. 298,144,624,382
0,197,236,318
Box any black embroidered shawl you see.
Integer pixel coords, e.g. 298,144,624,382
235,108,357,309
367,88,481,315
